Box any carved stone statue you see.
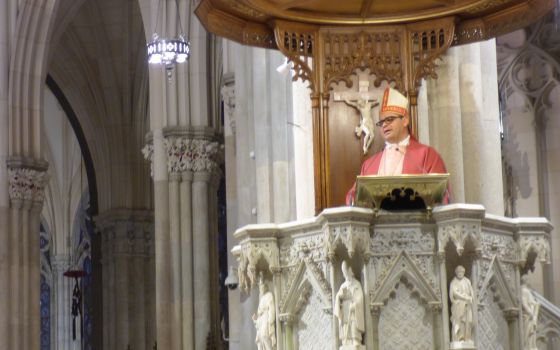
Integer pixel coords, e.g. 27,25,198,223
334,261,365,350
521,276,539,350
343,96,378,155
449,265,475,348
253,276,276,350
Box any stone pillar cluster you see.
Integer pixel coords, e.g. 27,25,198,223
50,254,73,350
221,42,302,350
143,129,223,350
95,209,155,350
425,41,504,216
0,159,48,350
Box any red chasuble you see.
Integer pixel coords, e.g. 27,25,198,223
346,137,449,205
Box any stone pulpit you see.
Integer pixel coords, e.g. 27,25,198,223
233,204,551,350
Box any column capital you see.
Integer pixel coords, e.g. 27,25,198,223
193,171,212,183
169,172,181,182
96,209,155,258
7,159,49,206
142,132,224,176
51,254,73,273
181,170,194,182
164,136,223,174
141,143,154,177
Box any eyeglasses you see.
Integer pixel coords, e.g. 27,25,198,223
375,116,404,127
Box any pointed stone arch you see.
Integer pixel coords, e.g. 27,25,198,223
9,0,61,160
278,258,333,350
279,259,332,316
370,251,440,311
478,257,518,313
477,256,519,349
370,251,442,349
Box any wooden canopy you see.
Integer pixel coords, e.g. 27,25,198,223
196,0,555,213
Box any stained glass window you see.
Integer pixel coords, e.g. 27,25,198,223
40,224,52,350
73,190,93,350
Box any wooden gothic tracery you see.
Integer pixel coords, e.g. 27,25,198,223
196,0,556,212
273,18,455,211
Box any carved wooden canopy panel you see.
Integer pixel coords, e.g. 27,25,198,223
196,0,555,48
195,0,555,212
270,19,457,210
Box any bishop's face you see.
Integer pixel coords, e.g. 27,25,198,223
379,112,409,144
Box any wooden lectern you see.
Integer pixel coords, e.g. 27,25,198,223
355,173,449,212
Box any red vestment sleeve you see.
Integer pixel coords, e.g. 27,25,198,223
345,138,451,205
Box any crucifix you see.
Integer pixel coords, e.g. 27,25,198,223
333,77,379,154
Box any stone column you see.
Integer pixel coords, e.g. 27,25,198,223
436,251,451,346
224,42,300,350
138,0,225,346
4,160,48,350
95,209,155,350
51,255,73,350
427,41,504,215
143,132,222,349
0,2,8,344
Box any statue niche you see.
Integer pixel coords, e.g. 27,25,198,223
253,274,276,350
449,265,475,349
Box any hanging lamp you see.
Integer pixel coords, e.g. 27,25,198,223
147,0,190,79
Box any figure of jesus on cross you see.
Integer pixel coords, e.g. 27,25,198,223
334,78,378,154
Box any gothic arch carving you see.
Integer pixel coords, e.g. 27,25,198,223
236,237,280,292
323,221,372,261
478,257,518,313
370,251,440,313
279,259,332,318
438,221,482,256
497,14,560,217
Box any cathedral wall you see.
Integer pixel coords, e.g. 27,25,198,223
426,40,504,216
223,40,304,349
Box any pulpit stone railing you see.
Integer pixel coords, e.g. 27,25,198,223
233,204,552,350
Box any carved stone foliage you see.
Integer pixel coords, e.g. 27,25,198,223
371,228,434,254
279,233,325,267
323,222,371,261
8,167,48,204
297,290,332,350
142,136,223,176
371,256,394,293
437,221,481,255
378,281,434,350
141,144,154,176
237,239,280,293
164,137,223,173
480,233,517,261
